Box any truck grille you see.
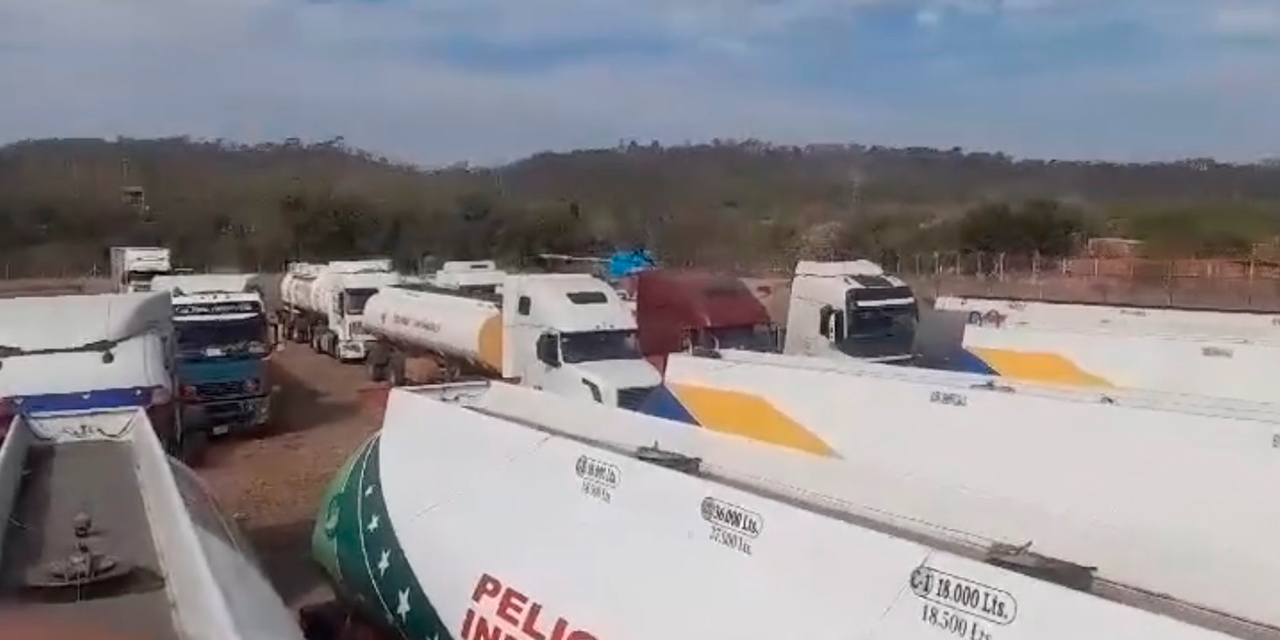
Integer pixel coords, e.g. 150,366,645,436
195,381,244,400
617,386,658,411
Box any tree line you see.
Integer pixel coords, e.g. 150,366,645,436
1,136,1278,277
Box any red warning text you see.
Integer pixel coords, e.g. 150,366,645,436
459,573,599,640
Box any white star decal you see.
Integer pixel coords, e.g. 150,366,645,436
365,484,376,497
397,588,412,621
367,513,380,532
377,549,391,577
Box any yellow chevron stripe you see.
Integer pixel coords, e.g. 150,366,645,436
969,347,1114,388
669,383,838,458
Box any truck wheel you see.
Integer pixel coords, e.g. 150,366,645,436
298,602,344,640
368,358,388,382
366,343,389,382
388,352,407,387
180,429,210,467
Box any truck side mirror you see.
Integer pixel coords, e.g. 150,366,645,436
679,329,695,353
536,333,561,368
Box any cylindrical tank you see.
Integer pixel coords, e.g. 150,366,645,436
362,287,504,372
280,271,320,312
309,270,343,315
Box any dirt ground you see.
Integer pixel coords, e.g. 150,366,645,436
198,344,387,609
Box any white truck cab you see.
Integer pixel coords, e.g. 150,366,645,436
507,274,663,408
280,259,402,362
318,266,400,361
783,260,919,363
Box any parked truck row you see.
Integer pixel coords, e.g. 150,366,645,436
266,256,923,411
11,249,1280,640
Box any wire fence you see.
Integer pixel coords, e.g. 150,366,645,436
8,252,1280,311
894,252,1280,311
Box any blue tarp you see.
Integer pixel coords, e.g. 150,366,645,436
604,249,657,282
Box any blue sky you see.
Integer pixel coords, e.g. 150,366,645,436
0,0,1277,165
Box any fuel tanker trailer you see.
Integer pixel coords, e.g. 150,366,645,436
361,273,663,410
301,382,1261,640
279,259,403,362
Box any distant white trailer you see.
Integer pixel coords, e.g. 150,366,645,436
428,260,507,292
956,320,1280,401
109,246,172,293
935,295,1280,339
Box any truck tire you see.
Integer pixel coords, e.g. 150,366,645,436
180,429,210,467
366,342,390,382
298,602,344,640
388,352,407,387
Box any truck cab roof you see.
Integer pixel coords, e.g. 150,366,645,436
152,273,257,295
326,258,393,274
509,274,638,333
634,270,772,328
0,292,171,352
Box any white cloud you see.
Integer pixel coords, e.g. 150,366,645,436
916,7,944,25
1213,3,1280,39
0,0,899,164
0,0,1277,164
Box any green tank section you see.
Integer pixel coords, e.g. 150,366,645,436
311,433,455,640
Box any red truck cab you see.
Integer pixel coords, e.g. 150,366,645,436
625,270,779,373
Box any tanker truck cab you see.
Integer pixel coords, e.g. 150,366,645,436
784,260,919,363
315,260,401,362
507,275,663,409
170,292,274,437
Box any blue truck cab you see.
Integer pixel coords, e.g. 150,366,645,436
170,291,274,437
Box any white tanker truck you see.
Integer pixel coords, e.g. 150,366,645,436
279,259,403,362
301,382,1268,640
361,273,663,410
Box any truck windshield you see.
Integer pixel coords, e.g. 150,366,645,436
343,288,378,315
847,304,918,338
707,324,778,352
560,330,643,363
177,317,267,356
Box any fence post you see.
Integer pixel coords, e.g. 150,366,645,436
1248,258,1255,306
